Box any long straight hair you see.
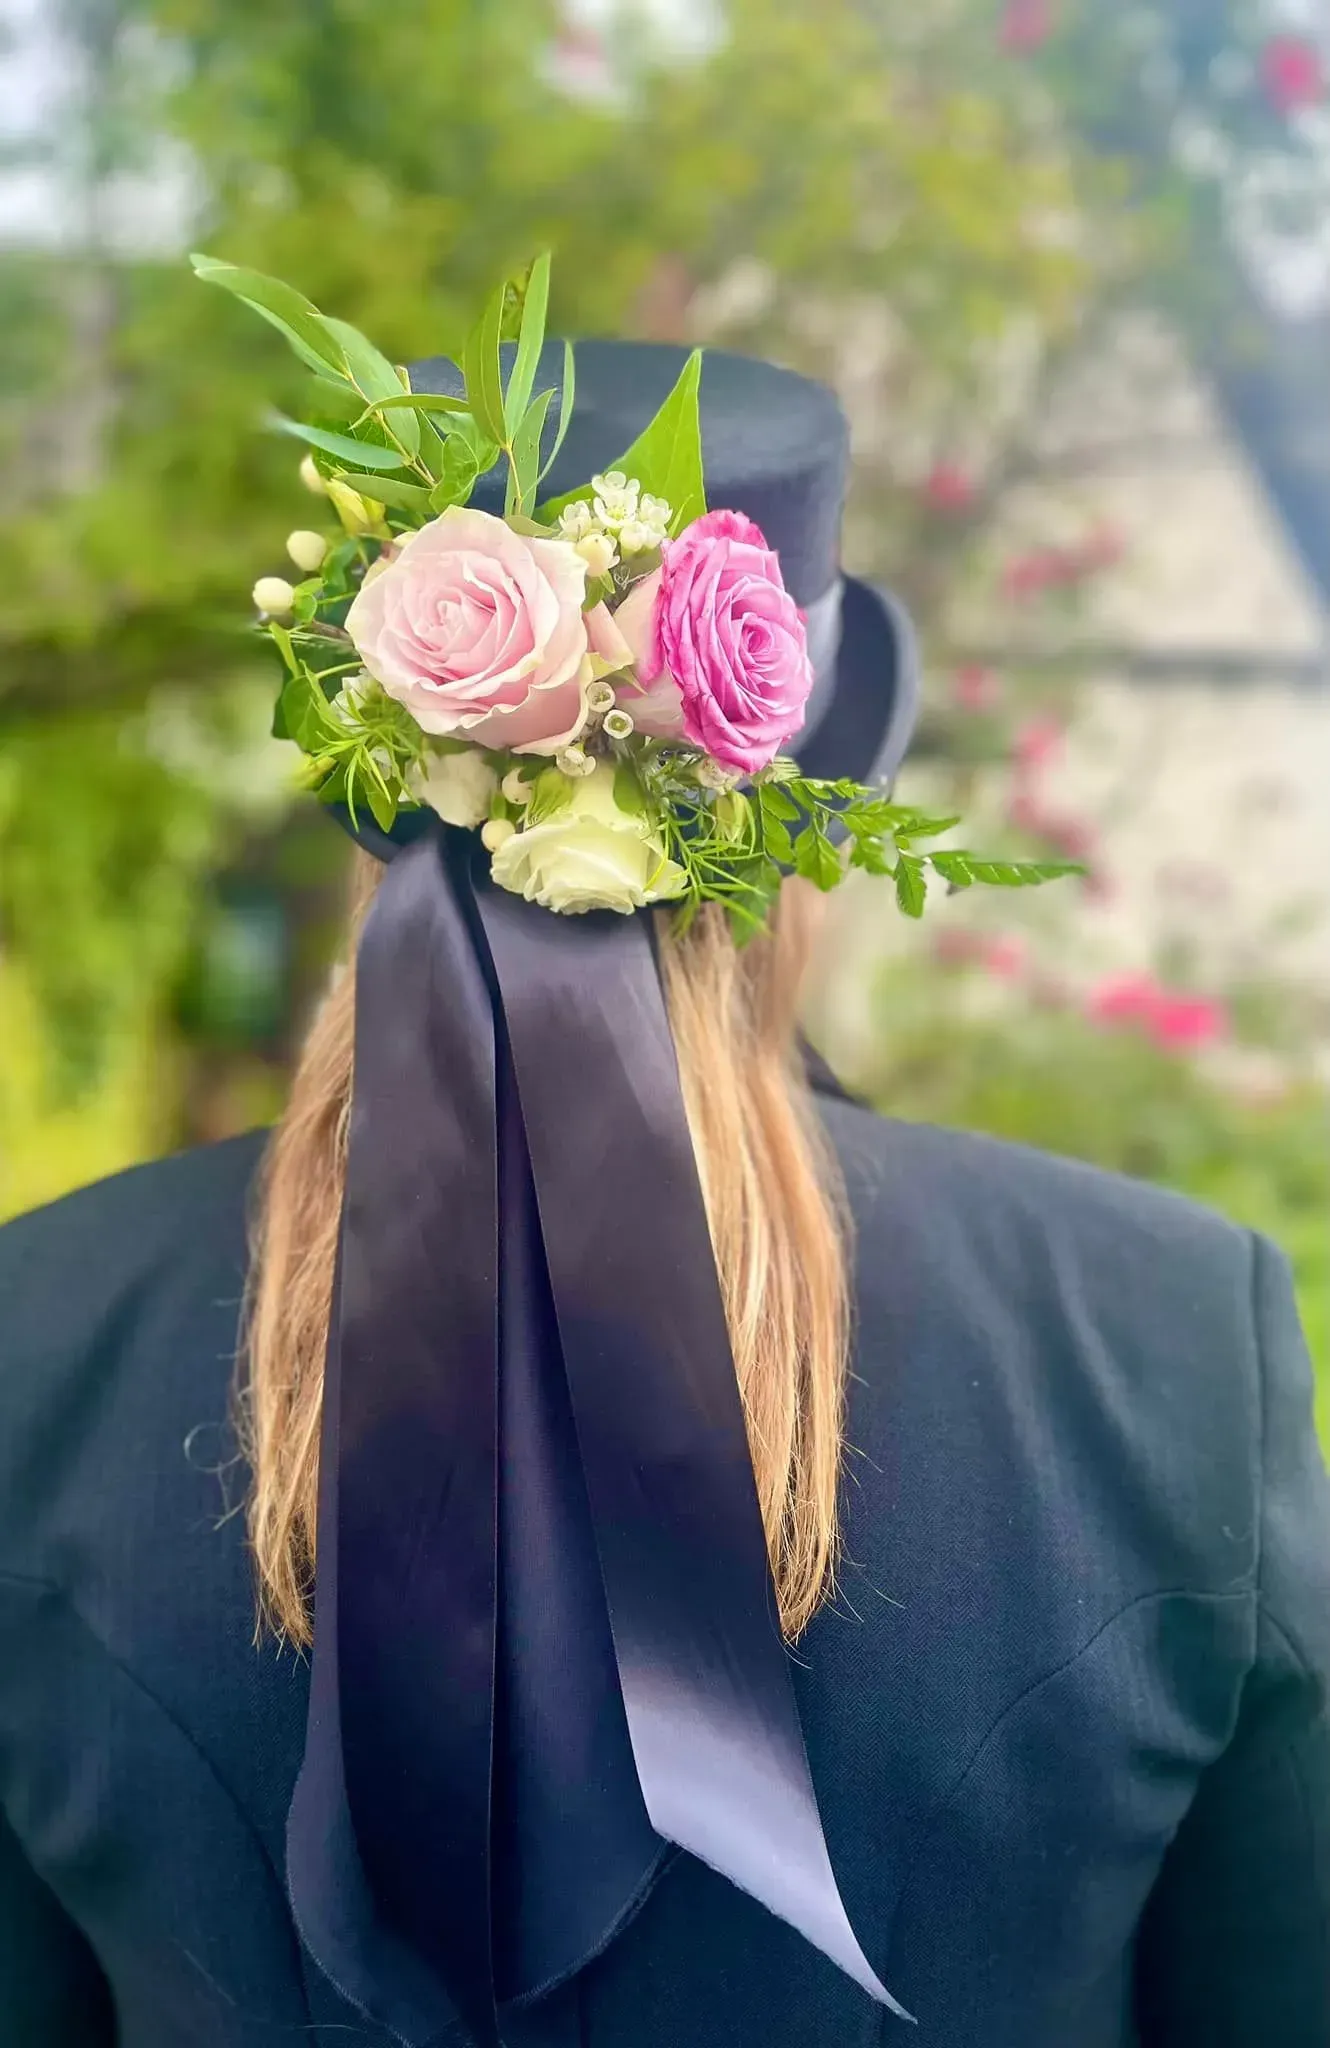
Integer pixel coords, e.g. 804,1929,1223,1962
240,855,850,1645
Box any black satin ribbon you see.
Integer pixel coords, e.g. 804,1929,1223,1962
286,827,913,2044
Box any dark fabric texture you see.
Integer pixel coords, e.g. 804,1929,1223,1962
2,1104,1328,2046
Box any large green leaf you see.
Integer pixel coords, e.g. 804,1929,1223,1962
190,254,346,378
543,348,706,532
269,415,410,471
503,251,551,436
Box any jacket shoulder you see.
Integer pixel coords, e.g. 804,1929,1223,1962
0,1133,268,1578
819,1092,1251,1276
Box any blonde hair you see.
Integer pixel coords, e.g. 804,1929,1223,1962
241,854,849,1646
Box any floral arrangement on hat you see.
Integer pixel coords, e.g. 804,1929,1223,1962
195,251,1076,927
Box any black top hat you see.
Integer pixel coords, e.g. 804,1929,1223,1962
345,339,918,863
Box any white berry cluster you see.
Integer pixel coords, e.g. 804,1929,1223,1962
557,473,671,578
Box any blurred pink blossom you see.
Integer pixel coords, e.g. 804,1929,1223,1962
922,462,977,512
983,935,1027,980
1000,0,1055,54
1088,973,1158,1027
1150,996,1227,1052
1087,973,1227,1051
953,663,1002,713
933,928,982,966
1013,716,1063,772
1261,36,1324,114
1002,549,1061,601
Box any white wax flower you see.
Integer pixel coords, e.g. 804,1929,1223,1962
253,576,296,618
557,500,596,540
481,817,516,852
502,768,534,806
591,469,641,529
286,529,328,573
490,759,685,915
409,744,499,828
616,519,656,557
299,453,329,495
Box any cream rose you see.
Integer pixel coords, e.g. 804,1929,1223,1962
409,743,499,829
345,506,593,755
489,760,685,915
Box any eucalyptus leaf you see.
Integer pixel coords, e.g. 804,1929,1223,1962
333,471,432,514
321,318,422,456
506,386,554,516
463,281,508,448
304,376,364,425
504,251,552,435
269,415,409,470
190,254,346,378
370,389,472,417
539,340,577,484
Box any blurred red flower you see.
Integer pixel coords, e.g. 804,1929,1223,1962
1000,0,1054,55
982,935,1027,980
1150,995,1227,1052
1012,716,1063,772
1261,36,1325,114
953,664,1002,712
1087,973,1227,1051
922,461,977,512
1001,548,1061,600
1088,973,1158,1027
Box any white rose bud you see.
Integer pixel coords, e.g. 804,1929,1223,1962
409,745,499,829
481,817,517,853
286,529,328,573
252,575,296,618
575,531,619,578
299,453,329,495
326,477,388,539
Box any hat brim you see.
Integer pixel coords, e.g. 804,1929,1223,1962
793,574,920,791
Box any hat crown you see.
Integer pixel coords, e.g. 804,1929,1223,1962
407,339,848,607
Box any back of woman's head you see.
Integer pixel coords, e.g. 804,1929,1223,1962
242,858,850,1648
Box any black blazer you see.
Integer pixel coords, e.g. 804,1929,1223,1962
2,1097,1328,2047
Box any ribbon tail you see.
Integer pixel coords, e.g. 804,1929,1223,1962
475,884,915,2024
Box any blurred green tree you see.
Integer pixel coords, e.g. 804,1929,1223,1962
1,0,1111,1211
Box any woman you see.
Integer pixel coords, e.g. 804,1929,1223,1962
1,294,1328,2048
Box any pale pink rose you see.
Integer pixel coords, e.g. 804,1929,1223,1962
345,507,592,754
612,511,813,773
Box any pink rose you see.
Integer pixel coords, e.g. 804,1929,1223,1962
345,507,591,755
613,510,813,774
